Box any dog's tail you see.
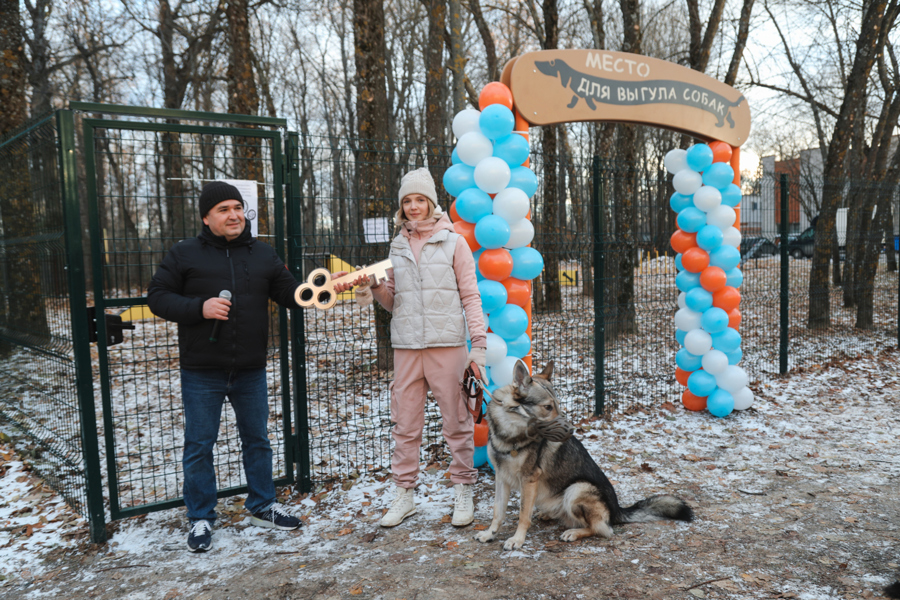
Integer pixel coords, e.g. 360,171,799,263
885,579,900,599
619,494,693,524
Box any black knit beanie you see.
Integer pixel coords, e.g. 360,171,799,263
199,181,245,217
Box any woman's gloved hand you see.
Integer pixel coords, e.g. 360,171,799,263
467,347,486,379
352,266,374,306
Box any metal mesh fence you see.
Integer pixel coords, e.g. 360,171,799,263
82,118,291,515
0,114,88,514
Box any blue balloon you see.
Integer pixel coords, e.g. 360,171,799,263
675,253,684,271
492,133,530,167
712,328,742,353
675,329,687,346
451,148,461,165
677,207,707,233
703,163,735,189
455,188,493,223
478,280,508,313
709,245,741,270
697,224,724,251
726,348,743,365
707,388,735,417
490,304,528,341
467,339,472,351
510,247,544,280
701,307,729,334
475,215,511,249
688,370,717,396
473,444,488,468
676,270,701,292
443,164,475,197
725,267,743,288
479,104,515,140
508,166,538,197
686,144,714,172
670,192,694,213
721,183,742,207
506,333,532,358
685,287,713,312
676,348,703,371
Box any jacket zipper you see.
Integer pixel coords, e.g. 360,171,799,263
227,248,236,365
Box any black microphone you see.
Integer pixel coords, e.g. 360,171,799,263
209,290,232,343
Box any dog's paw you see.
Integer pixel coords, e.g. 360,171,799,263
474,530,495,543
559,528,585,542
502,535,525,551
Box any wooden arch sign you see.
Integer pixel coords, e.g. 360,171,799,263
502,50,751,147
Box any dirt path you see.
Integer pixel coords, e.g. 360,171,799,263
3,351,899,600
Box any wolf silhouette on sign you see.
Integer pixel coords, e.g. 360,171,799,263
534,59,745,129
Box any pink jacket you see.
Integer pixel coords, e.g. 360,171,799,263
371,214,486,349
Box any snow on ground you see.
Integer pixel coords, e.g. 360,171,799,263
1,348,899,598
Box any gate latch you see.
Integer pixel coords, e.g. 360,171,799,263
87,307,135,346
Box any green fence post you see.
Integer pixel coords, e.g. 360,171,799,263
592,156,605,416
779,174,789,375
286,133,311,493
57,110,107,543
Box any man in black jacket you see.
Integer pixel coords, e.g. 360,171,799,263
148,181,302,552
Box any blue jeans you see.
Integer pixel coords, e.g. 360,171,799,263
180,368,275,523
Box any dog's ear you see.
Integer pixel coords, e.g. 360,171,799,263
512,359,532,390
536,360,554,381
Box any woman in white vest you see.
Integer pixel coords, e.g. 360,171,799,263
334,167,486,528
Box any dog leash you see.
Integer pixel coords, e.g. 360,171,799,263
463,366,489,424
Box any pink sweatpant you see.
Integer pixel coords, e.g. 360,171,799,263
390,346,476,488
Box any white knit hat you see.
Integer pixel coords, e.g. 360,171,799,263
398,167,438,209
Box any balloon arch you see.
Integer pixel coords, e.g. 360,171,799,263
443,50,752,465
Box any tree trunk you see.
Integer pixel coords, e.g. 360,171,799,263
354,0,394,372
808,0,889,330
467,0,499,82
447,0,467,114
24,0,53,116
424,0,447,183
0,0,49,357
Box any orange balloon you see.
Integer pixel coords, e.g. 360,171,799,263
682,247,710,273
502,278,532,307
713,286,741,312
474,420,489,447
682,390,707,411
709,141,733,164
479,248,514,281
449,200,460,222
454,220,480,252
699,266,726,292
514,109,529,131
522,157,531,168
728,308,742,329
479,82,514,110
671,229,698,254
675,367,692,387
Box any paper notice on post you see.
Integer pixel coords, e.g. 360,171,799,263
364,217,391,244
222,179,259,237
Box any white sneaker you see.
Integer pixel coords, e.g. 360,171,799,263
380,486,416,527
451,483,474,527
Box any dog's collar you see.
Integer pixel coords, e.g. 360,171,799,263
489,436,540,458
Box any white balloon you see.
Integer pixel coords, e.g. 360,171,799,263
483,311,491,332
452,109,482,138
674,308,702,332
707,205,736,229
474,157,511,194
684,329,712,355
493,187,530,222
722,226,742,248
677,291,687,309
665,149,688,174
715,365,749,394
485,333,508,366
505,218,534,248
732,386,755,410
456,131,494,167
701,349,729,375
693,186,723,212
672,169,703,195
491,356,523,388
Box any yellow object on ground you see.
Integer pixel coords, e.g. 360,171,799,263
119,305,156,321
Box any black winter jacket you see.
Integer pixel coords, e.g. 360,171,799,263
147,222,299,370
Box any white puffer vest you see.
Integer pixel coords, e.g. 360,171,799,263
389,229,467,349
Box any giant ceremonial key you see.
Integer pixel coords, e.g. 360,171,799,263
294,259,393,310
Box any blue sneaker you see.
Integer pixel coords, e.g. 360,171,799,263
187,520,213,552
250,504,301,530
